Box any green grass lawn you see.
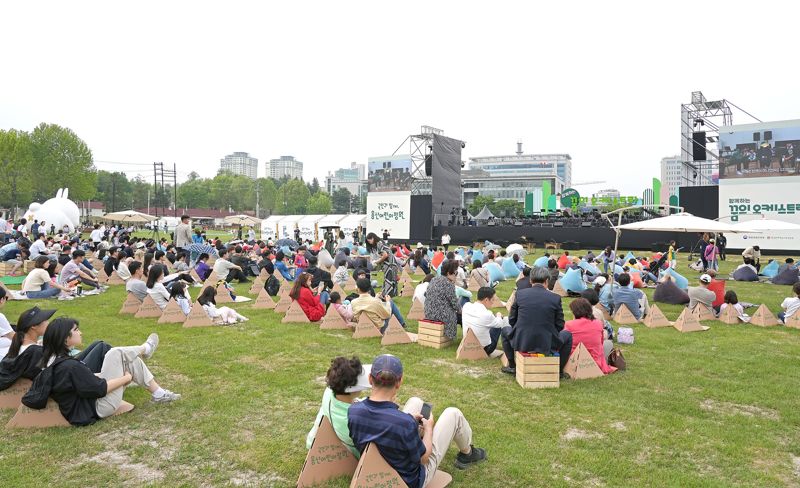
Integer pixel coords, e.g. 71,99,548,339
1,251,799,487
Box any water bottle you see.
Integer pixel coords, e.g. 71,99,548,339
77,284,82,296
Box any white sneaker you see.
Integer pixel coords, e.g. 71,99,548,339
142,333,159,360
152,390,181,403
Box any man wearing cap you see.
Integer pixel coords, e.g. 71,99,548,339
348,354,486,487
688,274,717,317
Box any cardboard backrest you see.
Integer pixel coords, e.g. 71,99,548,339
7,399,134,428
613,304,639,324
259,267,270,280
0,378,32,409
467,275,480,291
785,312,800,329
564,342,604,380
750,304,779,327
691,304,716,322
97,268,110,283
414,266,425,276
252,287,276,309
456,328,489,360
297,416,358,487
249,278,264,295
643,304,671,328
349,443,451,488
106,271,125,285
134,294,163,318
552,280,568,297
205,271,221,285
488,294,504,309
320,305,351,329
353,314,382,339
506,290,516,313
400,282,414,297
119,293,143,315
190,268,202,283
331,283,346,297
381,316,412,345
157,299,186,324
282,300,311,323
215,285,234,303
344,275,357,289
183,302,215,328
673,308,709,333
275,292,293,313
719,304,740,324
406,298,425,321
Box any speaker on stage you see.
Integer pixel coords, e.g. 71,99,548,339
753,132,760,142
692,131,706,161
425,154,432,176
764,130,772,141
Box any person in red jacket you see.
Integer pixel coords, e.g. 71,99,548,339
564,298,616,375
289,272,326,322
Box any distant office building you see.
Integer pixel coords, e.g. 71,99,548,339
594,188,621,199
219,152,258,179
660,155,715,200
325,162,367,201
266,155,304,180
463,143,572,208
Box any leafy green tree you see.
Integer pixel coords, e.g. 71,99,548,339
278,179,310,214
177,177,210,209
29,123,96,202
307,192,332,214
96,170,133,212
493,199,523,218
257,178,278,215
0,129,34,218
468,195,495,216
308,177,321,195
331,187,352,213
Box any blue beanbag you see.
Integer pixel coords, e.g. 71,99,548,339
772,268,799,285
733,266,759,282
534,256,549,268
472,250,484,263
485,262,505,283
624,251,636,262
560,267,586,292
457,248,466,258
664,268,689,289
358,246,367,255
578,260,601,276
614,264,625,276
502,258,521,279
760,260,779,278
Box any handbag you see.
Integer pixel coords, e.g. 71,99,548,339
608,348,626,370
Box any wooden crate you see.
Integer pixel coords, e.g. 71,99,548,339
515,352,560,389
0,263,13,277
23,260,36,273
417,320,453,349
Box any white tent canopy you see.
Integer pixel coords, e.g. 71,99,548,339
261,215,284,240
614,213,747,233
297,215,325,241
318,214,347,228
339,214,366,236
733,218,800,232
277,215,303,239
474,205,494,220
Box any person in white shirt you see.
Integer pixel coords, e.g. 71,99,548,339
29,234,48,259
126,262,148,301
213,248,248,283
441,232,451,251
461,287,509,356
145,264,171,310
0,287,13,358
248,227,256,243
16,219,28,239
778,282,800,324
413,274,434,305
89,224,103,248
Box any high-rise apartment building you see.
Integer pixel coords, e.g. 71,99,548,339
219,152,258,179
265,155,303,180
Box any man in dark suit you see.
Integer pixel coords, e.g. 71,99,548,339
501,266,572,377
515,267,531,290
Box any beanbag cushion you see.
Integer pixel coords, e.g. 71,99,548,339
624,251,636,262
707,279,725,307
732,266,759,282
614,264,626,276
663,268,689,290
557,255,571,270
771,267,800,286
431,251,445,270
485,262,505,283
759,260,779,278
630,271,644,289
472,250,484,263
560,267,586,293
653,278,690,305
317,249,334,268
534,256,549,268
501,258,521,279
578,260,601,276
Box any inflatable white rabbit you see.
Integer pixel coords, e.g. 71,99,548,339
25,188,81,233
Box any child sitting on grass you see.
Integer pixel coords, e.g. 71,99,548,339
778,282,800,324
169,281,192,316
719,290,744,316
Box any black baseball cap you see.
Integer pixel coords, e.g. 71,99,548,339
16,306,57,333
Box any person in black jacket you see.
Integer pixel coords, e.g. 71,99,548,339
501,266,572,377
0,306,54,390
103,247,121,278
306,255,333,294
515,267,532,290
40,318,180,426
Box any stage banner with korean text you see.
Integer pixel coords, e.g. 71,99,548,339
366,191,411,240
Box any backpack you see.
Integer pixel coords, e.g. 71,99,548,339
21,357,68,409
264,275,280,297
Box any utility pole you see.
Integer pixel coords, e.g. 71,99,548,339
255,179,260,219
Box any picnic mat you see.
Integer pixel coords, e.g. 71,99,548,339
1,276,25,285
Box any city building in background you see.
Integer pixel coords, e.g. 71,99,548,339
265,155,303,180
463,143,572,208
325,161,367,202
593,188,621,199
660,155,714,201
219,152,258,179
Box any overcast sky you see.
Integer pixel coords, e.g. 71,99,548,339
2,1,798,196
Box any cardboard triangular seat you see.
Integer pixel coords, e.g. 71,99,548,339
134,294,163,318
488,294,504,309
331,283,346,297
183,302,215,328
252,287,276,309
643,304,671,328
456,328,489,360
785,312,800,329
353,314,382,339
190,268,202,283
157,299,186,324
467,275,480,292
673,308,710,333
506,290,516,313
106,271,125,285
97,268,110,283
563,342,604,380
406,298,425,321
215,285,234,304
119,293,142,315
249,278,264,295
205,271,221,285
259,267,270,280
320,305,350,329
719,304,740,324
274,270,287,283
344,275,357,289
552,280,568,297
282,300,311,323
399,271,412,284
381,316,413,345
691,304,716,322
414,266,425,276
613,304,639,324
7,399,134,428
750,304,779,327
274,290,293,313
297,416,358,487
0,378,32,409
399,282,414,297
350,443,452,488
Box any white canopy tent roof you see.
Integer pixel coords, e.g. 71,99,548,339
277,215,303,239
614,213,747,233
260,215,284,239
318,214,347,227
474,205,494,220
339,214,366,234
733,218,800,232
297,215,326,241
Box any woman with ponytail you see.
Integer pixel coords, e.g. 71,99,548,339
0,306,55,391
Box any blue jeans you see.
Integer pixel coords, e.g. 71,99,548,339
26,282,61,299
778,311,786,323
379,301,406,333
319,291,330,306
483,327,503,355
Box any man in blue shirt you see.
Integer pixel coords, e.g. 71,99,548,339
347,354,486,487
611,273,649,320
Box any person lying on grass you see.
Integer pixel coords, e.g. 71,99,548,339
40,318,180,426
306,356,371,457
196,286,248,324
347,354,486,488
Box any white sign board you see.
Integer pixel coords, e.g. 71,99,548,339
366,191,411,240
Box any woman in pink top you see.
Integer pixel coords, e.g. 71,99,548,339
564,298,616,374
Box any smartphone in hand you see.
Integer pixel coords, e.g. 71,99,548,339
420,402,432,421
